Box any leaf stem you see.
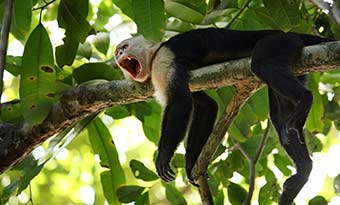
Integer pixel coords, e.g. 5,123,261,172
243,122,271,205
32,0,56,11
226,0,252,28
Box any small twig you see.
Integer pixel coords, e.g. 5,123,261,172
29,183,34,205
0,0,13,105
32,0,56,11
243,122,271,205
226,0,252,28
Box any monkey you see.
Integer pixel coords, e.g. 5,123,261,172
115,28,335,205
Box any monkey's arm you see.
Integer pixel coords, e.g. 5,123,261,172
155,66,193,182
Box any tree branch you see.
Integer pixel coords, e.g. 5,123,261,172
0,0,13,104
0,41,339,174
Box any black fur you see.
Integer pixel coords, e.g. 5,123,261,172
154,28,334,204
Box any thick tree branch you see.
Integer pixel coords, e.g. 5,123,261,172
0,41,339,174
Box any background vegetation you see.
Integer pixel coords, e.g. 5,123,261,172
0,0,340,204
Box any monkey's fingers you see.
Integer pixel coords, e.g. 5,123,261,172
156,162,175,182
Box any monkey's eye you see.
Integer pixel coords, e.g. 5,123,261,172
121,44,128,50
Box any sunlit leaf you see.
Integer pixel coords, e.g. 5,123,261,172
306,73,324,132
20,23,55,125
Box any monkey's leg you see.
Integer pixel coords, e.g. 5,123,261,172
156,69,193,182
185,91,218,183
251,33,313,136
268,88,312,205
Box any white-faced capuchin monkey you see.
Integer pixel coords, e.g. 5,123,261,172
115,28,335,205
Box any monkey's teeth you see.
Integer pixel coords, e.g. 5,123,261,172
127,57,132,60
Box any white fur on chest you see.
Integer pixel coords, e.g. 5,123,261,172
151,47,175,107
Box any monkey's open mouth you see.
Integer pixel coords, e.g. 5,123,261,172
119,57,141,78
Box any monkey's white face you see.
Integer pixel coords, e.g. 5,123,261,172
115,36,161,82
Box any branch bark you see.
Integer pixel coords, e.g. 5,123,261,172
0,41,340,174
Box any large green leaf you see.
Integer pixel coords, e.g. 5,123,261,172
92,32,110,55
88,118,126,204
165,0,206,24
132,0,165,40
20,23,56,125
261,0,301,31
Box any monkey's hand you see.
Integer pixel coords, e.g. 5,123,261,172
156,151,175,182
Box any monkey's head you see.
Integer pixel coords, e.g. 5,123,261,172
115,36,161,82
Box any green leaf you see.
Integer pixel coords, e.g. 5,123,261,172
11,0,32,40
227,182,247,205
92,32,110,55
94,1,116,31
58,0,93,43
262,0,300,31
320,70,340,85
105,106,131,119
77,41,92,59
20,23,56,125
129,159,159,181
73,63,122,84
273,154,292,176
334,172,340,193
6,55,21,76
142,101,162,144
258,179,280,205
308,196,328,205
165,0,206,24
56,34,79,67
165,184,187,205
0,100,23,123
306,74,324,132
166,19,193,32
113,0,133,19
88,118,126,204
117,185,145,203
132,0,165,40
135,192,150,205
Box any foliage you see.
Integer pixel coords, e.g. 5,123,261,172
0,0,340,204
